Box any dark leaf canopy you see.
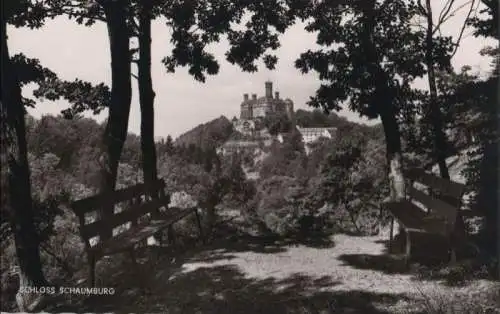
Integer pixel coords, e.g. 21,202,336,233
294,0,453,119
161,0,302,81
468,0,498,39
11,54,110,116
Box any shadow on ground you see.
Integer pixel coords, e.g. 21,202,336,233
339,233,494,287
42,230,412,313
177,223,337,264
52,262,411,313
340,233,446,271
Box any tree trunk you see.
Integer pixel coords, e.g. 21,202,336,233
424,0,450,179
380,108,406,202
138,0,158,186
1,18,48,312
98,0,132,239
379,106,406,242
477,141,499,261
359,0,406,202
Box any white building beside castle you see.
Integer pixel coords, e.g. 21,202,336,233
296,126,336,145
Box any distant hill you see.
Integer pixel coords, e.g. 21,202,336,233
174,115,234,151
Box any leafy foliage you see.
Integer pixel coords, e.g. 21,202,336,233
10,53,110,116
295,0,434,118
467,0,498,38
158,145,253,234
304,128,387,235
251,175,307,235
161,0,304,80
262,113,293,135
250,112,387,236
174,116,234,151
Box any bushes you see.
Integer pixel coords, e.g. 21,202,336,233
244,121,388,238
0,200,86,311
250,176,307,236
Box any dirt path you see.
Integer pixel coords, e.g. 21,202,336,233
174,233,497,313
76,232,495,313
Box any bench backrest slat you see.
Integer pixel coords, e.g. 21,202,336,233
70,179,168,245
406,168,465,201
408,186,458,225
72,179,165,216
405,168,465,232
81,196,170,239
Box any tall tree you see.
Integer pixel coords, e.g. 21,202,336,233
130,0,309,188
1,3,48,311
416,0,477,178
95,0,132,238
464,0,498,274
136,0,158,187
295,0,427,202
3,4,113,309
24,0,133,238
422,0,450,178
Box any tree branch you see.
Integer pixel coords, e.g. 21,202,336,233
451,0,477,57
433,0,475,35
437,0,456,25
418,0,428,16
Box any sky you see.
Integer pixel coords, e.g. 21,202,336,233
7,1,496,139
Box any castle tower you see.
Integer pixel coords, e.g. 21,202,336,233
240,93,251,119
285,99,294,120
265,81,273,99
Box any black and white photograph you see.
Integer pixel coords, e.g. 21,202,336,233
1,0,499,313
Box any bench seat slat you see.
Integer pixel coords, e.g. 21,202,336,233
90,220,172,258
89,208,197,258
386,200,448,235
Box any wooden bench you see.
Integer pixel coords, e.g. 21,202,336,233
70,179,204,287
384,168,469,266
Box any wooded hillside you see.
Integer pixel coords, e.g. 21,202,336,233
174,115,234,151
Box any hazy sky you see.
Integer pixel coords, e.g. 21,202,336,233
8,1,495,139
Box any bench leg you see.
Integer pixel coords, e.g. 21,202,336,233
88,255,96,288
389,216,394,253
450,248,457,265
128,248,138,268
168,226,176,248
155,231,163,247
449,236,457,265
194,208,205,244
404,230,411,269
128,248,148,294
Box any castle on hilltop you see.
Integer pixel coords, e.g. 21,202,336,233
240,81,294,120
218,81,336,156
